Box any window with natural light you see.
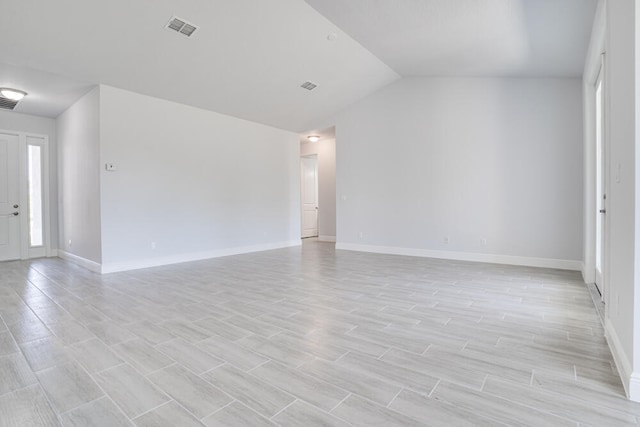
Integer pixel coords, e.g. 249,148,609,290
28,144,43,247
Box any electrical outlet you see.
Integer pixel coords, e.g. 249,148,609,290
68,239,72,247
358,231,363,239
151,242,156,250
444,236,450,244
481,238,488,246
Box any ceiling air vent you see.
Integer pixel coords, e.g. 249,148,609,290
0,88,26,111
0,97,18,111
166,16,198,37
300,81,318,91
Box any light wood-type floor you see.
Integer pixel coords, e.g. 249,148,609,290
1,239,639,426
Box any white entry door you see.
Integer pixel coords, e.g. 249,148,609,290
0,133,21,261
301,155,318,238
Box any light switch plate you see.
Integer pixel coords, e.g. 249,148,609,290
105,163,117,171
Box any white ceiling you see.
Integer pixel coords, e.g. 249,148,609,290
0,0,398,131
0,0,597,131
0,64,94,118
299,126,335,144
303,0,598,77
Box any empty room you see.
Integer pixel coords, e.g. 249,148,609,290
1,0,640,425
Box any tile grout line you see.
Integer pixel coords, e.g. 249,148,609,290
386,387,404,408
198,398,237,421
328,392,352,413
268,398,299,420
246,359,272,373
427,379,441,398
479,374,489,392
129,399,177,421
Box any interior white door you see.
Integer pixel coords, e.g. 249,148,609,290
595,66,606,298
301,155,318,238
0,133,21,261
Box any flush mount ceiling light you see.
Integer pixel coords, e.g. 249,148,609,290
0,88,27,101
307,135,320,142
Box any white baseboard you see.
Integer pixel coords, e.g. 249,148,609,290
605,321,636,400
57,250,102,273
318,235,336,243
48,249,59,257
580,262,589,283
334,243,582,271
101,240,301,274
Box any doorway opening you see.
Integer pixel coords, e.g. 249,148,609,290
301,155,318,238
594,62,606,301
299,127,336,242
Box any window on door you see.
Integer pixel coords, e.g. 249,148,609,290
27,142,43,248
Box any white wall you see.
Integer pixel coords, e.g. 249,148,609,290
98,85,300,272
634,0,640,401
334,77,583,269
301,138,336,240
0,110,58,253
56,87,102,264
598,0,640,402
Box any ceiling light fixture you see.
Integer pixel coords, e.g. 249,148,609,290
0,88,27,101
307,135,320,142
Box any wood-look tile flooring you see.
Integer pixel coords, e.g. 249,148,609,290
1,239,639,426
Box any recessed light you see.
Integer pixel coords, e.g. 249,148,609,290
307,135,320,142
0,88,27,101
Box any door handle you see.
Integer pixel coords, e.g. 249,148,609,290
0,212,18,217
599,209,606,214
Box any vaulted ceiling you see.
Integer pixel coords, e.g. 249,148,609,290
304,0,598,77
0,0,597,131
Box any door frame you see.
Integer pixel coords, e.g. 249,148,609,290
0,129,52,260
582,11,609,309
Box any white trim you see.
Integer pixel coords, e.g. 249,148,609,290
335,243,582,271
580,262,587,282
42,137,52,257
18,133,28,259
630,372,640,402
101,240,301,274
28,247,46,259
58,250,102,273
605,321,635,400
318,235,336,243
